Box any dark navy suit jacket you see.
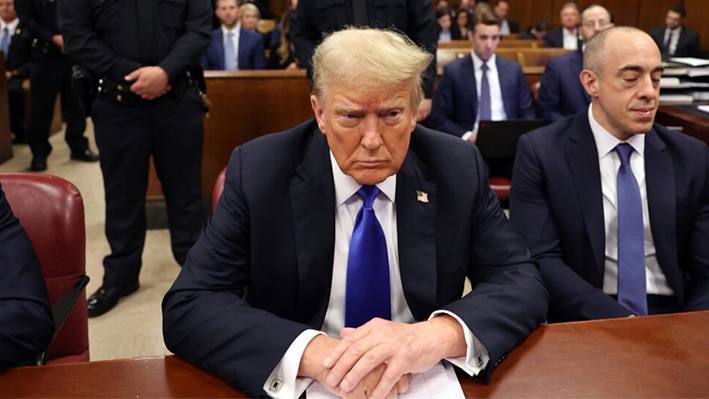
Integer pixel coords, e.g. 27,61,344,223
428,54,535,137
163,120,549,396
510,112,709,322
0,183,54,373
201,27,266,70
536,49,590,125
544,27,582,49
650,26,701,58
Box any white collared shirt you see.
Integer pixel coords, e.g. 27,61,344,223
221,23,241,70
563,27,578,50
663,26,682,55
0,18,19,46
461,52,507,141
587,104,674,297
262,152,491,398
500,19,511,35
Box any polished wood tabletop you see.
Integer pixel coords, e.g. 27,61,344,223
1,311,708,398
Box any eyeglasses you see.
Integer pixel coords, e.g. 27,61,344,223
582,20,610,29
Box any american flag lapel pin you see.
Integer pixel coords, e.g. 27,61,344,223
416,190,429,203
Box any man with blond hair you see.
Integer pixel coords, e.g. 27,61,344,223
511,27,709,322
164,27,547,399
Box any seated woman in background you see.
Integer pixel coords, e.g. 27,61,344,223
455,9,470,39
267,8,299,70
239,2,261,32
436,8,460,42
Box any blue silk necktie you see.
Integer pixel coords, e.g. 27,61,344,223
345,185,391,328
479,62,491,121
1,28,8,61
615,143,648,316
225,31,236,71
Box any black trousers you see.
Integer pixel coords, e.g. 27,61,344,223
27,53,89,159
91,88,205,288
7,76,26,141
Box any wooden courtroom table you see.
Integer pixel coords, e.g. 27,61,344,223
656,104,709,146
1,311,708,398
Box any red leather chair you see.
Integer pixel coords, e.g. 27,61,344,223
490,176,511,205
0,173,90,364
212,167,227,211
531,80,541,103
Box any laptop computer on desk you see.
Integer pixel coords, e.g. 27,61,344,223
476,120,544,160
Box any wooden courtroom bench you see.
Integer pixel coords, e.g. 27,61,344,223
146,70,313,202
437,47,571,69
438,39,544,49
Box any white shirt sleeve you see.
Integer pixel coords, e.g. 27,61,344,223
461,131,474,141
262,329,325,399
429,310,490,376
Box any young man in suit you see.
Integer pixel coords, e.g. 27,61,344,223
493,0,518,35
0,0,30,143
650,5,701,59
202,0,266,70
510,27,709,323
536,4,613,125
428,8,534,177
163,27,548,399
544,2,580,49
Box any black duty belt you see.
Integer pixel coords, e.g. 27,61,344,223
97,78,138,105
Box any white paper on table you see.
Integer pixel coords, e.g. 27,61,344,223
698,105,709,114
306,361,466,399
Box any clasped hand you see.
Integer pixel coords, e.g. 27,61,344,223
125,66,171,100
304,316,465,399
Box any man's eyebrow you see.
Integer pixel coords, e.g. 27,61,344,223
333,104,362,114
617,65,665,73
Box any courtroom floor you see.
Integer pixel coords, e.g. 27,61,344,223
0,120,177,361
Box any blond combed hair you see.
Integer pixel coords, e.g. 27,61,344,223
311,27,433,107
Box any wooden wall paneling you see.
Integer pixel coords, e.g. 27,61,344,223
605,0,639,28
683,0,709,51
637,0,676,35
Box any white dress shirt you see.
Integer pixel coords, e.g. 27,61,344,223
0,18,19,47
439,30,452,42
461,52,508,141
500,19,511,35
563,28,578,50
663,26,682,55
262,152,491,398
587,105,674,297
221,23,241,70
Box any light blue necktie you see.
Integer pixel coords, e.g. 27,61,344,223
224,31,236,71
345,185,391,328
479,62,491,121
616,143,648,316
1,28,9,61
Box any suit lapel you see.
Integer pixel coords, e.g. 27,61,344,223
395,138,437,320
644,129,679,293
566,114,606,279
496,58,515,118
214,30,225,70
237,28,247,69
290,130,336,327
461,55,478,124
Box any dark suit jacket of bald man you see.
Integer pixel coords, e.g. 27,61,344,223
510,112,709,322
0,183,54,373
163,120,549,396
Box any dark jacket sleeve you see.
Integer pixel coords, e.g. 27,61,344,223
514,64,535,119
428,64,469,137
0,184,54,374
14,0,55,44
683,143,709,311
405,0,438,98
536,59,564,124
289,0,320,76
509,134,633,321
252,34,267,70
155,0,212,80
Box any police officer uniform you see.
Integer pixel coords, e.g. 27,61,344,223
14,0,98,171
58,0,212,317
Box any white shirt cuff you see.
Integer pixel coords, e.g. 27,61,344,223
461,131,474,141
429,310,490,376
263,329,325,399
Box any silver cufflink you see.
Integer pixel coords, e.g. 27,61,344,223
475,352,484,367
269,379,283,392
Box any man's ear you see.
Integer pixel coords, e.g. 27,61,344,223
310,95,326,133
580,69,599,98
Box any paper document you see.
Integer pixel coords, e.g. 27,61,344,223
668,57,709,67
306,362,466,399
698,105,709,114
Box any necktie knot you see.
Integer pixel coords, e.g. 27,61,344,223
616,143,633,165
227,31,234,38
481,62,489,72
356,185,380,209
